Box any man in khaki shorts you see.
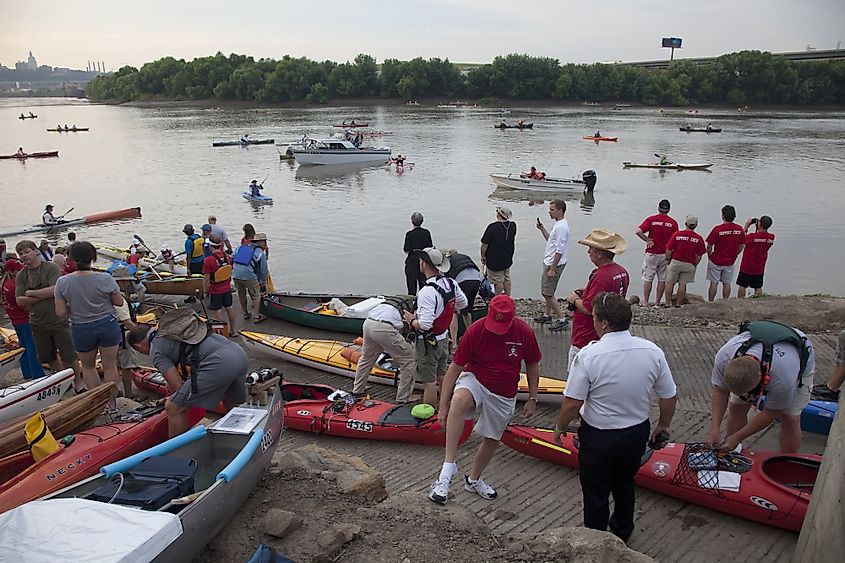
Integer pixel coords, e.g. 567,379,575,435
705,323,815,453
534,199,570,331
663,216,705,307
480,206,517,296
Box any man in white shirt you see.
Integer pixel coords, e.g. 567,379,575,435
554,292,677,543
535,199,570,331
42,204,57,226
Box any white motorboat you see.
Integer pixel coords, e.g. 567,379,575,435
292,138,390,166
490,173,587,192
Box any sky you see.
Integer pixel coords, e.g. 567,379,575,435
1,0,843,70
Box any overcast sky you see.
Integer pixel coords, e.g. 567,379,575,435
1,0,842,70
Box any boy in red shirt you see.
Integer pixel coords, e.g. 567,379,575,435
705,205,745,301
202,234,237,336
736,215,775,298
664,216,706,307
636,199,678,306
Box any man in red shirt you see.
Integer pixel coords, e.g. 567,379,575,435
565,228,629,374
635,199,677,307
202,234,237,336
736,215,775,298
664,216,706,307
705,205,744,301
429,294,541,505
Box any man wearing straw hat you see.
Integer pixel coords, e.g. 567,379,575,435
480,206,517,296
565,228,630,375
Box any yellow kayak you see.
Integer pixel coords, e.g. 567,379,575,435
240,331,565,403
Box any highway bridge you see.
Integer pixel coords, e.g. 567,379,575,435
617,48,845,69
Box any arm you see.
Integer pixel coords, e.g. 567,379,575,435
706,385,730,447
258,254,269,287
665,249,673,261
54,293,68,318
652,396,677,441
721,408,780,451
161,367,183,394
110,292,124,307
706,243,714,257
203,273,212,294
480,242,488,265
522,362,540,418
25,286,56,299
636,228,652,247
16,295,39,307
554,397,584,443
224,239,233,253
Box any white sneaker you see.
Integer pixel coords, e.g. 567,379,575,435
464,474,497,500
428,477,451,505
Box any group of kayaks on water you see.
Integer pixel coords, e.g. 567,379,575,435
18,112,36,119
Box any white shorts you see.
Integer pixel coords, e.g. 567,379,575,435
706,262,735,284
641,253,669,282
567,345,581,378
729,372,814,416
454,372,516,440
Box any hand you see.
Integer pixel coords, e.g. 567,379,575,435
553,426,564,446
535,218,542,230
403,310,415,323
480,256,486,264
522,399,537,419
646,239,654,249
546,268,556,278
704,429,721,449
567,291,579,304
650,425,671,445
719,434,741,453
438,402,450,423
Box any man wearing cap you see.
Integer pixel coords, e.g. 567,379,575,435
183,224,205,276
232,233,269,323
535,199,570,331
664,216,706,307
565,228,630,375
429,294,541,505
201,224,214,258
705,205,745,301
42,205,57,226
480,206,517,296
636,199,678,306
554,293,677,543
207,215,233,253
404,247,468,406
203,234,237,336
127,315,248,437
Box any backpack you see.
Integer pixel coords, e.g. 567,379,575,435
156,307,211,394
735,320,811,387
210,253,233,285
233,243,260,275
187,234,204,260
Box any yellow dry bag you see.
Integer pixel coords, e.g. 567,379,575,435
25,412,60,462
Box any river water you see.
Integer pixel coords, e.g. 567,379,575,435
1,98,844,298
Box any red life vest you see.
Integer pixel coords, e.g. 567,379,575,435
424,276,456,336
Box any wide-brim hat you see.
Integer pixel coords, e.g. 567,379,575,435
413,247,450,273
253,233,268,242
484,294,516,335
495,205,513,220
578,228,627,255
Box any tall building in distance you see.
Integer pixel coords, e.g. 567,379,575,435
27,51,38,70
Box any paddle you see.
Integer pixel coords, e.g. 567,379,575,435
132,234,162,280
45,207,74,234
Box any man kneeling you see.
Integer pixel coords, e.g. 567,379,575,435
429,294,541,504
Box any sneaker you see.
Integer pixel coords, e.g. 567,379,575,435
533,314,553,324
429,477,451,505
811,383,841,401
464,474,497,500
548,319,569,332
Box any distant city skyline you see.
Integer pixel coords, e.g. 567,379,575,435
1,0,842,70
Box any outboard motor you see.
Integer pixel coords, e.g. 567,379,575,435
582,170,597,192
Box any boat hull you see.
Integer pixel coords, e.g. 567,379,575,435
623,162,714,170
0,207,141,238
0,348,24,380
490,173,586,192
212,139,275,147
494,123,533,129
0,369,75,425
0,151,58,160
680,128,722,133
242,192,274,204
293,149,391,166
582,136,618,141
46,128,89,132
142,277,205,296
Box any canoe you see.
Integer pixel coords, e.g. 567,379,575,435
142,277,205,296
490,173,586,192
0,206,142,238
212,139,275,147
282,381,472,446
0,382,114,459
0,348,24,380
501,425,819,532
3,381,283,561
132,367,227,415
93,241,187,275
582,136,618,142
623,162,714,170
239,331,566,403
0,369,75,425
680,127,722,133
494,123,533,129
0,151,58,160
242,191,274,204
332,123,369,128
0,404,205,514
800,400,838,435
46,128,89,132
17,115,37,120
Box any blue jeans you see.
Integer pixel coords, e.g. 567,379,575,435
14,323,46,380
70,315,121,354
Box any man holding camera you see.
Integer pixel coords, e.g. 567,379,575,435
736,216,774,298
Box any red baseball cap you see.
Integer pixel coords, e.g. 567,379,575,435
484,294,516,335
3,258,23,273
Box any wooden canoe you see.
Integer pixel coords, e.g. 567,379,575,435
0,383,114,459
142,277,205,296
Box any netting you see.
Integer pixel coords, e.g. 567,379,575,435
671,443,726,498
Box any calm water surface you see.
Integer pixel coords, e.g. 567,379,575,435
1,98,843,298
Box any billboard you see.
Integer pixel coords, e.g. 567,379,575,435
662,37,683,48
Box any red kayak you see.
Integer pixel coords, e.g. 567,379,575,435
501,425,819,532
582,136,618,142
0,405,204,514
84,206,141,223
132,367,227,414
0,151,59,160
282,382,473,446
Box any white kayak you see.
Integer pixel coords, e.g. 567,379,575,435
622,162,714,170
242,191,274,204
490,173,586,191
93,242,188,275
0,369,75,425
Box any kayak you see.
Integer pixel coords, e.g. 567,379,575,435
0,206,142,238
46,128,89,132
212,139,275,147
501,425,819,532
680,127,722,133
132,367,227,414
623,162,714,170
142,277,205,296
92,241,187,276
0,348,24,380
494,123,533,129
242,191,274,204
332,123,369,128
0,369,75,425
0,151,58,160
17,115,37,120
800,400,838,435
582,136,618,142
239,331,566,403
0,403,205,514
282,381,472,446
490,173,587,192
0,382,114,459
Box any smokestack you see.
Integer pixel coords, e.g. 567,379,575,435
101,61,105,73
87,61,90,72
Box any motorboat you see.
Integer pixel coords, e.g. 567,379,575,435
292,138,390,166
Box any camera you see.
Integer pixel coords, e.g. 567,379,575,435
750,218,757,225
567,290,582,311
246,367,281,384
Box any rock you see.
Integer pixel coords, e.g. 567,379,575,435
260,508,302,538
275,444,388,501
314,522,360,561
334,522,361,543
511,527,653,563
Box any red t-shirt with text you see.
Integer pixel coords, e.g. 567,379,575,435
454,318,542,398
706,223,745,266
638,213,678,254
571,263,630,348
739,232,775,275
202,251,233,294
667,230,706,264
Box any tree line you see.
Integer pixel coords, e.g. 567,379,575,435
85,50,845,106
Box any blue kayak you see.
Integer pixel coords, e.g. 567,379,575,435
801,400,838,435
242,192,273,204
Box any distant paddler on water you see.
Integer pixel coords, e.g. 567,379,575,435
248,179,264,198
41,204,73,227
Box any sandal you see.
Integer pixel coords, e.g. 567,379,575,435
243,313,251,320
253,314,267,324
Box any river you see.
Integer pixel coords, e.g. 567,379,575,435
1,98,843,298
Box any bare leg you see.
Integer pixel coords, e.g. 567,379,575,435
120,368,133,398
251,293,261,318
502,279,511,296
676,281,688,306
423,382,438,406
225,305,237,334
76,349,103,392
165,399,189,437
544,295,563,318
655,281,667,305
722,283,732,299
708,281,718,302
753,287,763,297
445,389,474,462
778,414,802,453
663,283,675,306
642,280,653,306
737,286,747,299
99,346,121,407
237,286,249,316
468,437,501,481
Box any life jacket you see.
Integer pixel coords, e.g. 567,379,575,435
423,276,456,337
233,242,260,276
447,253,479,279
734,320,812,388
187,234,204,261
383,294,417,316
209,253,232,285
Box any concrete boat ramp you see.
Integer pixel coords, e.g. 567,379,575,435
248,317,836,562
